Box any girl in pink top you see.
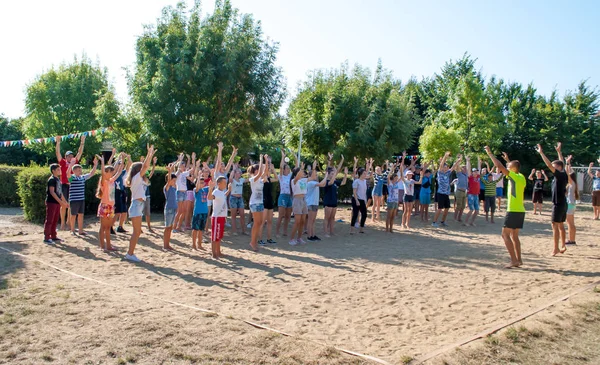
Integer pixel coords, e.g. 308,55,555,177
96,153,124,252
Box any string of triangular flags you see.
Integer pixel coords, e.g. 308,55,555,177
0,127,111,148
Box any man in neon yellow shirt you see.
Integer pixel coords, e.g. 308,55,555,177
484,146,526,268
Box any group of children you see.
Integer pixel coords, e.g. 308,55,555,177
43,136,600,266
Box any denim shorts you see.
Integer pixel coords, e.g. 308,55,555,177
229,195,244,209
387,202,398,210
129,199,145,218
373,183,384,197
496,187,503,198
192,213,208,231
164,208,177,227
250,204,264,213
177,191,186,202
308,205,319,212
278,193,293,208
567,203,576,215
467,194,480,211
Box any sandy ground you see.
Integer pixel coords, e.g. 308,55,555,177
1,203,599,364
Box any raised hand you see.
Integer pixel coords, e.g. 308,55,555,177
80,135,86,143
99,155,104,163
344,167,348,174
217,141,224,150
191,152,196,160
93,156,99,165
153,156,158,164
328,152,333,160
566,155,573,164
354,156,358,164
56,135,62,143
444,151,451,157
555,142,562,152
590,162,595,168
501,152,509,161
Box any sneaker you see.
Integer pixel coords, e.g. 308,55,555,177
298,239,306,245
289,239,297,246
565,241,577,245
247,223,253,229
336,219,344,223
267,239,277,244
306,236,316,242
52,238,63,243
354,223,359,228
70,231,77,236
314,236,322,241
117,226,127,233
441,222,449,227
110,227,116,235
225,222,232,228
432,222,439,227
258,240,267,246
202,238,209,243
43,239,55,245
124,254,141,263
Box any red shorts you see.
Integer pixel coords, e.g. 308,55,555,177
211,216,225,242
97,203,115,219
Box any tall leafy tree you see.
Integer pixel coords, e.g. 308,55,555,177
0,116,46,165
22,54,119,161
285,61,418,161
129,0,285,155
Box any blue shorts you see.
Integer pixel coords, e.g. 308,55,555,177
468,194,480,211
128,199,145,218
250,204,264,213
496,187,503,197
278,194,293,208
114,189,127,214
419,191,431,205
229,196,244,209
373,183,384,197
192,213,208,231
177,191,186,202
164,208,177,227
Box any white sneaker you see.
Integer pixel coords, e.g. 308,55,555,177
354,223,359,228
298,239,306,245
225,222,232,228
289,239,297,246
432,222,439,227
247,223,253,229
124,254,141,263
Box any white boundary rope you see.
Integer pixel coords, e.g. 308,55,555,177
0,245,391,365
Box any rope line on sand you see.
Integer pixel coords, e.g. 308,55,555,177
412,279,600,364
0,245,391,365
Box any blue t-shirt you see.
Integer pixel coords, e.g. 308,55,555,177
420,176,432,194
193,187,209,214
456,172,468,190
115,170,126,191
164,186,178,210
387,182,400,203
593,177,600,191
437,170,452,195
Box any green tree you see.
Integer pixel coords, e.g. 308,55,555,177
418,123,461,162
22,54,119,162
129,0,285,156
285,61,418,161
0,115,46,165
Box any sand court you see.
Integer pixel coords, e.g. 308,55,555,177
1,206,599,364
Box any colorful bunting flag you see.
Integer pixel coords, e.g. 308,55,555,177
0,127,111,148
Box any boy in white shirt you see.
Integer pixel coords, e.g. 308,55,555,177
208,176,230,259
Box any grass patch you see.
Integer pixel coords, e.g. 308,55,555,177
41,353,54,362
400,355,414,364
594,286,600,293
203,312,218,318
505,326,520,343
116,359,126,365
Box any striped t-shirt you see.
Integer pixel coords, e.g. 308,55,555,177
69,174,92,201
482,178,502,197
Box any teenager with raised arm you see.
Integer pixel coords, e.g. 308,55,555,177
305,160,328,241
528,168,548,215
323,165,347,237
565,155,579,246
432,151,458,227
248,154,269,251
536,142,568,256
261,160,278,245
289,162,309,245
464,156,482,227
276,150,294,237
589,160,600,220
96,153,124,252
484,147,526,268
124,144,156,263
66,155,98,236
55,135,86,231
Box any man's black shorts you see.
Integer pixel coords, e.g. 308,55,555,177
114,190,128,214
437,194,450,210
61,183,70,202
552,204,567,223
504,212,525,229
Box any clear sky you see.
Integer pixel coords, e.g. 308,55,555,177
1,0,598,120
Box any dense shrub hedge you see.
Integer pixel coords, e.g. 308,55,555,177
0,165,26,206
13,165,356,223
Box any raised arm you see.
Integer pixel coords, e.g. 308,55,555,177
75,135,86,162
55,135,63,162
340,167,348,186
139,145,156,176
555,142,564,163
439,151,451,170
353,156,358,178
148,157,157,179
466,156,472,176
66,159,76,180
260,155,270,180
588,162,594,178
336,154,345,172
207,180,216,201
536,144,555,173
416,163,428,184
484,146,509,176
213,142,224,175
293,162,305,184
280,150,286,175
528,169,536,180
225,146,238,173
86,156,99,179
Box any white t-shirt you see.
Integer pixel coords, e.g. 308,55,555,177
130,173,146,201
292,177,308,196
305,180,319,206
397,180,405,190
231,178,245,196
279,173,292,195
249,176,264,205
352,179,367,201
492,172,504,188
404,179,415,196
211,189,227,217
176,170,190,192
214,171,228,183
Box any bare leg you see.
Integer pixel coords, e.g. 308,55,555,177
512,229,522,265
566,214,576,242
558,223,566,253
164,227,173,249
441,208,449,223
127,217,142,256
501,228,519,267
551,223,560,256
70,213,76,234
77,213,84,233
230,208,237,234
239,208,246,234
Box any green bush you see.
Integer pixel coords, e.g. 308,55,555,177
16,166,48,223
0,165,26,206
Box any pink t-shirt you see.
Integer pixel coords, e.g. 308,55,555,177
101,179,116,205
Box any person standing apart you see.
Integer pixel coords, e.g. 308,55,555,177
588,161,600,220
536,142,568,256
528,169,548,215
484,147,526,268
55,135,86,231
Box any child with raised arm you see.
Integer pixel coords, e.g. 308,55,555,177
529,169,548,215
385,166,400,233
588,161,600,220
289,162,309,244
208,176,230,258
419,165,433,222
248,154,269,251
163,164,178,250
306,160,328,241
399,156,425,229
66,156,98,236
261,160,277,245
323,164,347,237
141,156,157,232
482,171,504,224
484,147,526,268
192,170,209,250
276,150,296,237
432,152,459,227
55,135,86,231
464,156,481,227
536,142,568,256
229,165,247,235
97,154,124,251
